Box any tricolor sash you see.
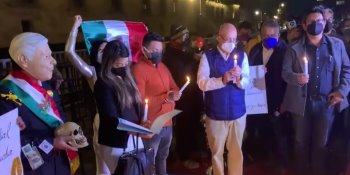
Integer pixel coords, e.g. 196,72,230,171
0,73,63,128
0,71,80,174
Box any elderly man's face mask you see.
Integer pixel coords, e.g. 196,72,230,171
25,44,56,81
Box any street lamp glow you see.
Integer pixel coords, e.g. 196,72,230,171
280,3,285,7
273,15,279,19
255,10,260,16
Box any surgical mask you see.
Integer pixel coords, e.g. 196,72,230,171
149,52,163,64
263,37,278,49
144,48,163,64
307,21,324,36
221,42,236,53
324,20,333,33
111,67,127,78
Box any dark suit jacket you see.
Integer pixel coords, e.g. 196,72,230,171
94,78,143,148
282,35,350,116
249,41,287,114
0,79,70,174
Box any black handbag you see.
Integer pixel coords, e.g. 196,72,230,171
114,135,155,175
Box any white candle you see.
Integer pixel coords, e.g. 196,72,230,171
303,56,308,74
143,99,148,122
179,76,190,93
233,54,238,67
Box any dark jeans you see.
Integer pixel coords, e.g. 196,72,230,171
143,126,173,175
292,97,335,175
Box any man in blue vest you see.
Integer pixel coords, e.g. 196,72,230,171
197,23,250,175
282,6,350,175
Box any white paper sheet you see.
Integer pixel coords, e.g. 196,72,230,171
150,109,182,134
245,65,268,115
0,108,23,175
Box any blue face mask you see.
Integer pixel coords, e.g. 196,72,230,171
262,37,278,49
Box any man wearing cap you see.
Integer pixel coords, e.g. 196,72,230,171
0,32,76,174
163,24,203,168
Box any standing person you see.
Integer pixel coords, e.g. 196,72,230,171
282,6,350,175
163,25,203,168
249,19,288,174
132,31,181,175
94,40,148,174
237,21,253,50
64,15,109,175
0,32,76,175
197,23,250,175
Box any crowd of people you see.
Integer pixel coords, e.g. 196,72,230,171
1,4,350,175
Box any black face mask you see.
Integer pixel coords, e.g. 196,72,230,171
307,21,324,36
111,67,127,78
324,21,333,33
148,52,163,64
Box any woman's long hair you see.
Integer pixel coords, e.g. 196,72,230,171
99,40,141,110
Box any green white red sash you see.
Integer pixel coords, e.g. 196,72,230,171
0,71,80,174
0,71,63,127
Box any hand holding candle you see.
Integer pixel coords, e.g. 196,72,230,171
303,56,308,74
179,76,190,93
143,99,148,122
233,54,238,67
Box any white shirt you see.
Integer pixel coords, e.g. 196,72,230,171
262,45,274,65
197,47,250,91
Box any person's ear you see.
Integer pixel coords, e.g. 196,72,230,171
17,54,29,69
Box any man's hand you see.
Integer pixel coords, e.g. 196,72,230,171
53,136,78,151
253,78,266,90
167,91,182,102
223,70,234,84
296,73,309,85
232,66,242,78
328,91,344,106
16,116,26,131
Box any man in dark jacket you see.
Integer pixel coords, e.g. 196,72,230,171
163,25,204,167
248,19,289,173
0,33,77,175
282,6,350,175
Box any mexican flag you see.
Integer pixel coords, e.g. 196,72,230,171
81,20,148,63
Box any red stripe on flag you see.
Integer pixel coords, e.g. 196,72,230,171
125,22,148,63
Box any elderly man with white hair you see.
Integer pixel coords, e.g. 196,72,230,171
197,23,250,175
0,32,76,175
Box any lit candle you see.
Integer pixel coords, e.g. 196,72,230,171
303,56,308,74
143,99,148,122
179,76,190,93
233,54,238,67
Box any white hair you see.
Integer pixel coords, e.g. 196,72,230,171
9,32,48,63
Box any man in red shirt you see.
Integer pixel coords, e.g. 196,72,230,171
132,31,180,175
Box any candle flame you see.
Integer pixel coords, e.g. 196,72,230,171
186,76,190,82
233,54,238,60
145,99,148,104
303,56,308,63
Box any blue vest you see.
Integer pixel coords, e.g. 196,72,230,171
204,48,246,120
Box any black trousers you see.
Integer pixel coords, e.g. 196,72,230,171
24,151,70,175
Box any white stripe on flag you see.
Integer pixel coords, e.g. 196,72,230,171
6,75,63,123
103,20,132,60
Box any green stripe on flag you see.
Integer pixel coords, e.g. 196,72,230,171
0,80,62,128
81,21,107,55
